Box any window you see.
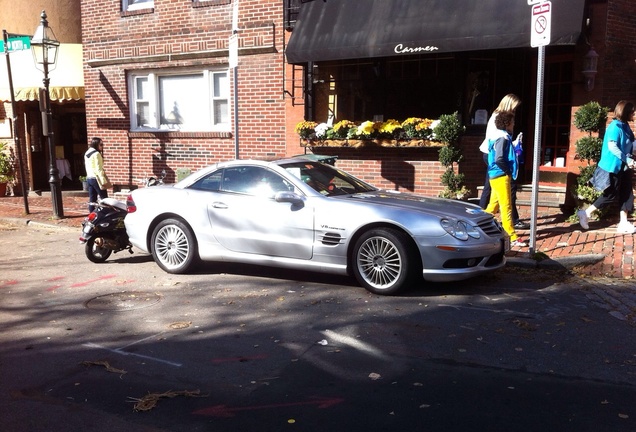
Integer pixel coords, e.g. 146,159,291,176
123,0,153,11
129,69,230,132
220,167,294,197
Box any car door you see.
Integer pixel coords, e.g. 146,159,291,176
205,166,314,259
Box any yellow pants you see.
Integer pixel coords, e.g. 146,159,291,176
485,174,518,242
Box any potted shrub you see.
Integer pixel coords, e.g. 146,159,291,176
0,141,16,197
435,112,469,200
79,175,88,191
573,101,609,221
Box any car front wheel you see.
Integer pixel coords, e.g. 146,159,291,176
352,228,417,295
151,218,197,274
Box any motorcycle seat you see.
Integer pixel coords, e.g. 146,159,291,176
100,198,127,211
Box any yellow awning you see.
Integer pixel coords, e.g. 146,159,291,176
0,43,84,103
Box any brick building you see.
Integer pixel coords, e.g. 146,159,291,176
81,0,293,192
73,0,636,208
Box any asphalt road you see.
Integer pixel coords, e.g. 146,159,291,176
0,222,635,432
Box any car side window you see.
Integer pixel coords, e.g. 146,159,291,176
221,166,293,196
190,170,223,191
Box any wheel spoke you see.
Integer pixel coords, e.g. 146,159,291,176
357,236,402,290
155,225,190,269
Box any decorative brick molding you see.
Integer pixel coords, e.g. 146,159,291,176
120,8,154,18
192,0,232,8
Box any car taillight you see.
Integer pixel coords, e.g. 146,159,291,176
126,195,137,213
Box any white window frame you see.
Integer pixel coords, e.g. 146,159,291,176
123,0,154,12
128,69,230,132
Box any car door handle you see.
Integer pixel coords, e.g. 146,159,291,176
211,202,228,209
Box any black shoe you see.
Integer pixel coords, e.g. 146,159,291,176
514,221,530,230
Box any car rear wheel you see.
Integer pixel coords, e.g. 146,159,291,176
151,218,197,274
352,228,417,295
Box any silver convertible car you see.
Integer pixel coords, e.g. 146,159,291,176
124,157,508,295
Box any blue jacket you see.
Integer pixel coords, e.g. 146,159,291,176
598,119,635,174
487,129,518,180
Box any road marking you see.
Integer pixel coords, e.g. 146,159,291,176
83,341,182,367
71,274,117,288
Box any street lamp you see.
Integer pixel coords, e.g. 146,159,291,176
31,10,63,218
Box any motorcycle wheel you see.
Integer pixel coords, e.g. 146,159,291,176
85,236,113,263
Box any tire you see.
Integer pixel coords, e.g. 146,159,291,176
85,236,113,263
351,228,417,295
151,218,197,274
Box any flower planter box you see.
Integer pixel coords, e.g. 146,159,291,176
300,139,444,148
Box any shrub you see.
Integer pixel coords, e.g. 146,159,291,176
573,101,608,134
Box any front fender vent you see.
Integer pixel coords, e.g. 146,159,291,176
477,215,504,237
320,232,343,246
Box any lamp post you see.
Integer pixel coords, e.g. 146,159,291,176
31,10,63,218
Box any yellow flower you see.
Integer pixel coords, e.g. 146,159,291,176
333,120,356,133
295,121,318,138
357,120,376,136
379,119,401,134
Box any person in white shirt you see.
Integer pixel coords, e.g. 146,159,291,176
84,137,111,212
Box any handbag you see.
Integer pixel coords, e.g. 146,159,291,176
589,166,610,193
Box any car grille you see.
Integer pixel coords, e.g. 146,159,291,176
476,215,503,237
320,232,343,246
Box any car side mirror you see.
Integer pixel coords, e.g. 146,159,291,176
275,191,305,206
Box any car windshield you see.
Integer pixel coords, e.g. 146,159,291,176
282,161,377,196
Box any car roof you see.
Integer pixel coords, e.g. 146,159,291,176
173,156,328,188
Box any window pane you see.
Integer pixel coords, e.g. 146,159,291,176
159,74,206,130
136,77,149,99
124,0,153,11
213,100,228,125
136,102,150,126
213,72,228,98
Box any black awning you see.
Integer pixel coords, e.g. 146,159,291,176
286,0,586,64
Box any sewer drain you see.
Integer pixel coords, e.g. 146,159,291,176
85,291,162,311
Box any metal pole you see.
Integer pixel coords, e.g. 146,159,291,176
529,45,545,254
234,64,239,160
42,60,64,218
2,29,29,213
232,0,239,160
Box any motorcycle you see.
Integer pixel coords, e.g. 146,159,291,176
80,198,133,263
80,171,167,263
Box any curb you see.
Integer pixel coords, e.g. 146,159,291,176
507,253,606,270
0,217,78,232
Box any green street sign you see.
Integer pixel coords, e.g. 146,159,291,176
1,35,31,53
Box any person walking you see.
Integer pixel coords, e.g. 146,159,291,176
84,137,111,212
484,111,526,247
479,94,528,229
577,100,636,233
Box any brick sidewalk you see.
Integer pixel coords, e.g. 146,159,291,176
0,193,634,279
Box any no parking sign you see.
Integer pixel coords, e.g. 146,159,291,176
530,1,552,47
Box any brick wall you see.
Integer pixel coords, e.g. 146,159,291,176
602,0,636,107
80,0,289,188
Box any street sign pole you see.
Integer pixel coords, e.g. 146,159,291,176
2,29,29,214
230,0,239,160
528,1,551,254
529,46,545,254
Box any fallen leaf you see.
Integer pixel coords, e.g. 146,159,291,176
81,360,127,375
128,390,206,412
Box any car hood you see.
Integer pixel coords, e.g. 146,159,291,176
344,190,488,221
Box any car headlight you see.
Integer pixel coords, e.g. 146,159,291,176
441,219,481,241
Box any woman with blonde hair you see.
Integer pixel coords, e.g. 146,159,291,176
479,94,526,229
